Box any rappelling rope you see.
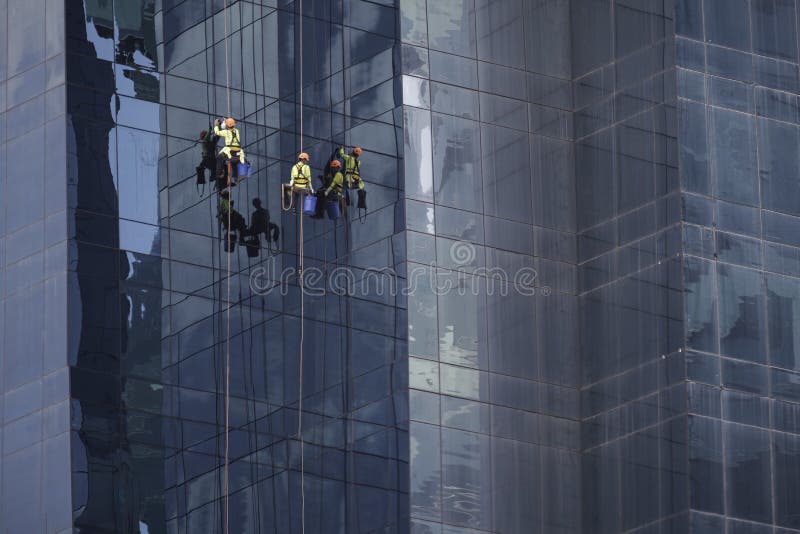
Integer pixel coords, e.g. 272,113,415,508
297,0,307,531
222,0,232,532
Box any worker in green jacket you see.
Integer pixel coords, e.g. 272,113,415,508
323,159,345,199
338,146,367,209
196,128,219,187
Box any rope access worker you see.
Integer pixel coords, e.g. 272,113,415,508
323,159,345,200
196,128,219,187
338,146,367,209
285,152,314,211
214,117,245,187
312,159,344,218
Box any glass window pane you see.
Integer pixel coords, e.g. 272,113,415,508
427,0,477,57
475,0,524,68
751,0,798,61
481,125,531,224
774,432,800,529
759,118,800,216
410,422,441,521
767,274,800,370
404,107,434,202
724,423,772,523
711,107,758,205
685,257,718,353
429,51,478,89
432,113,482,212
718,264,766,362
689,416,724,513
704,0,750,50
441,428,491,529
430,83,479,121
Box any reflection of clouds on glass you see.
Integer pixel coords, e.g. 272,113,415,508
404,108,434,200
419,124,433,194
117,127,159,224
83,2,115,61
120,220,160,257
117,124,160,256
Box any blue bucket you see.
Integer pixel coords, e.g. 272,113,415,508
326,199,340,220
302,194,317,215
236,162,250,178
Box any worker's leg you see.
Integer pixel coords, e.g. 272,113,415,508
216,153,228,180
312,190,326,218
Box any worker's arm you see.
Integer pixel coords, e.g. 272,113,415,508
324,173,340,196
289,165,297,186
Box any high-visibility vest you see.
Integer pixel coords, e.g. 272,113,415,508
325,171,344,196
291,162,311,187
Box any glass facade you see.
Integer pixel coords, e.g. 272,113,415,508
1,0,799,533
0,0,71,531
677,0,800,531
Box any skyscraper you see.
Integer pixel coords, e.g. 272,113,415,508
1,1,799,533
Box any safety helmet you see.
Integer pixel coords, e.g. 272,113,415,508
225,117,236,128
353,147,363,156
330,160,341,168
298,152,310,161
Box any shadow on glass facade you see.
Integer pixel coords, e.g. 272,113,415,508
2,0,800,533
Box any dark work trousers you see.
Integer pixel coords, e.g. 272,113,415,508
196,156,216,185
216,152,241,186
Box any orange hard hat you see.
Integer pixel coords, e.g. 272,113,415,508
353,147,363,156
225,117,236,128
298,152,309,161
330,160,341,168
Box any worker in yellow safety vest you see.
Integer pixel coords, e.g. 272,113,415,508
214,117,246,185
338,146,367,209
285,152,314,211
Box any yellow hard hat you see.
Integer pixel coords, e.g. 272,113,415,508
330,160,341,168
225,117,236,128
353,147,363,156
298,152,309,161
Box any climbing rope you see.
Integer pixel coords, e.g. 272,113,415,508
222,0,232,532
297,0,307,530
